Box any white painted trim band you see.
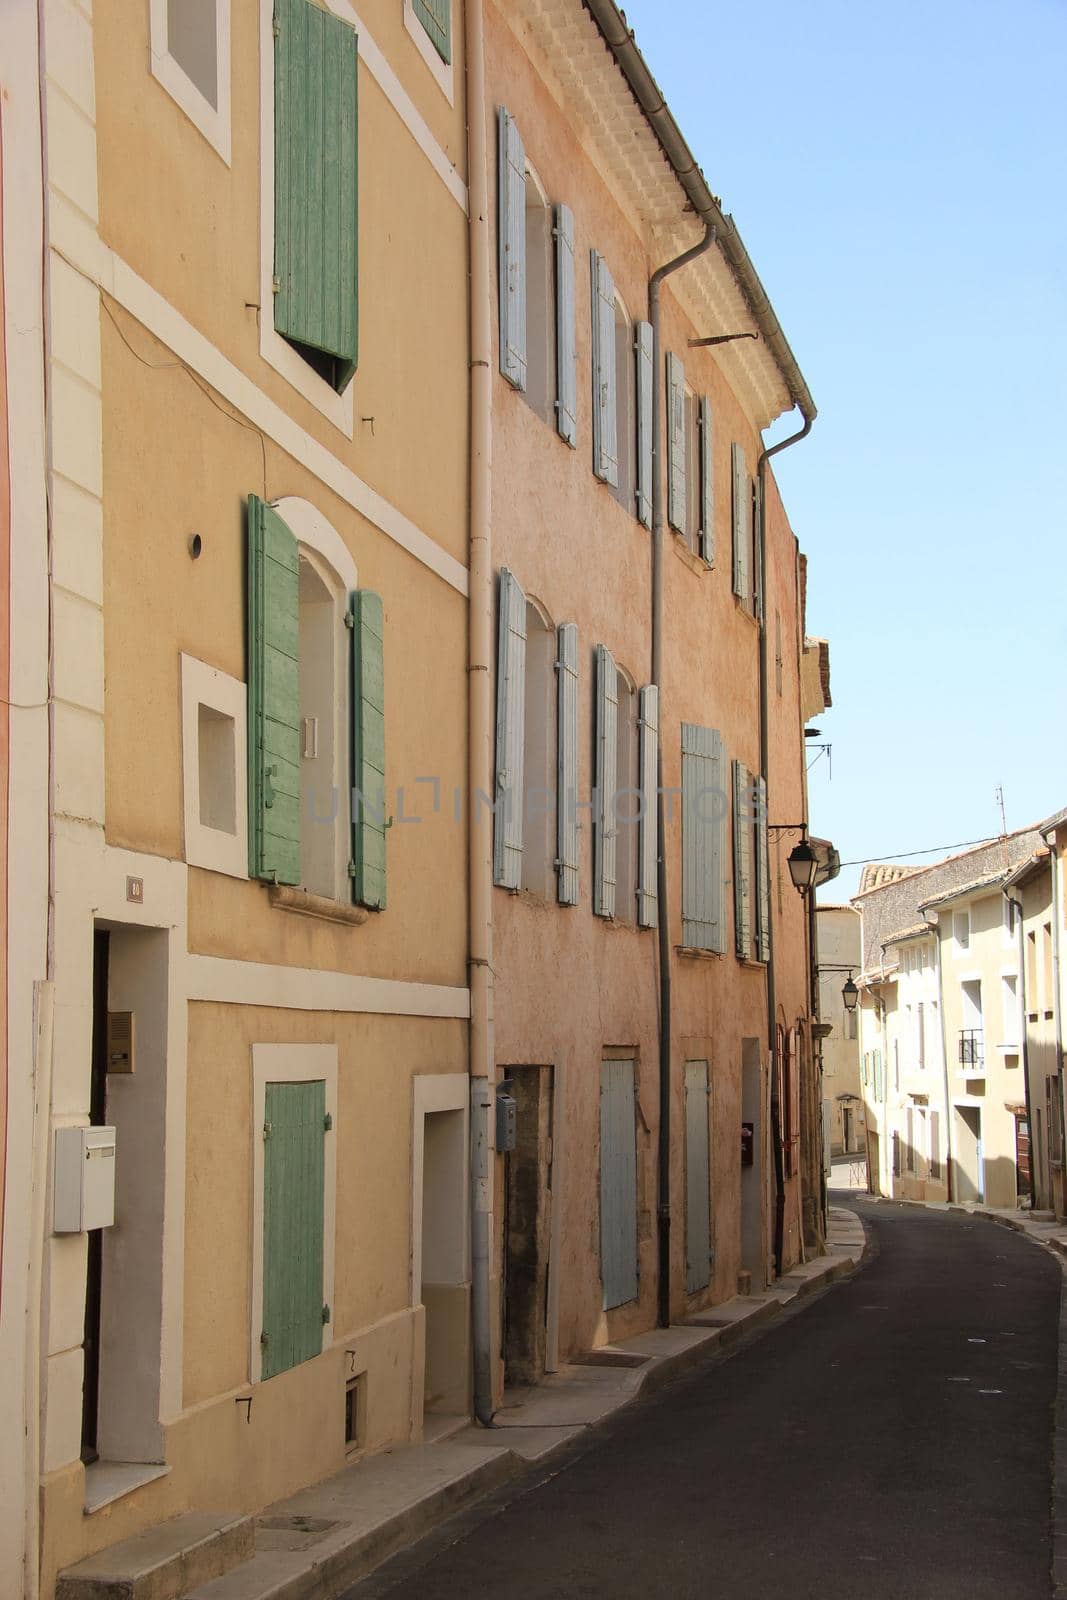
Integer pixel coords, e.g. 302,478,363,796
188,953,471,1019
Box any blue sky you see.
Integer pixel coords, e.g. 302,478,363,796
621,0,1067,899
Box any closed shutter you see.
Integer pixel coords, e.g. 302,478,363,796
681,723,725,952
498,108,527,391
635,321,653,528
594,644,618,918
667,353,686,532
493,569,527,889
731,442,748,601
752,474,764,620
248,494,300,885
637,684,658,928
274,0,359,392
412,0,450,62
599,1060,638,1309
556,622,579,905
350,590,386,909
262,1079,326,1380
685,1061,712,1294
590,251,618,486
755,774,770,963
554,204,577,447
733,760,753,959
699,395,714,566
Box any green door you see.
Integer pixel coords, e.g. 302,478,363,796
262,1080,326,1380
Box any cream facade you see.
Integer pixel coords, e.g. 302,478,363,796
816,906,864,1157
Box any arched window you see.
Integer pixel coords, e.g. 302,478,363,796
523,164,556,424
522,597,557,896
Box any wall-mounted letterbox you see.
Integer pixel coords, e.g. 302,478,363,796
53,1126,117,1233
495,1083,518,1154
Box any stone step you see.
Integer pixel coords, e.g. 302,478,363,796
56,1512,254,1600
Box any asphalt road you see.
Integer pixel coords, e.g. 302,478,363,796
349,1199,1062,1600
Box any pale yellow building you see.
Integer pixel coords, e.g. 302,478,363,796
816,906,864,1157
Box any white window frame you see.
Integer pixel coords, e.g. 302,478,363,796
181,653,249,879
402,0,455,104
953,909,971,954
149,0,232,165
250,1044,338,1385
258,0,356,432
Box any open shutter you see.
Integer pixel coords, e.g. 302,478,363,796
350,590,386,909
493,568,527,889
681,723,725,952
412,0,450,62
594,644,618,918
248,494,300,886
555,205,577,447
752,475,764,621
733,760,753,959
274,0,359,391
637,684,659,928
591,252,618,486
756,774,770,962
600,1061,638,1309
635,321,653,528
699,395,714,566
498,108,527,391
731,442,749,601
556,622,579,905
262,1079,326,1379
667,353,686,532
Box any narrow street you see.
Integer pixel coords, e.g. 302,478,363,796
349,1202,1061,1600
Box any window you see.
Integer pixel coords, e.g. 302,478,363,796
181,654,248,879
1002,974,1020,1045
844,1008,858,1041
953,910,970,953
404,0,453,102
905,1106,914,1173
667,353,686,536
731,442,754,611
1004,896,1018,942
1043,922,1054,1012
732,763,769,963
612,299,635,515
298,555,349,899
273,0,359,393
521,600,557,898
1027,930,1038,1015
683,389,700,553
680,723,726,953
524,168,556,424
930,1109,942,1180
150,0,231,162
411,0,449,62
613,671,640,925
917,1001,925,1068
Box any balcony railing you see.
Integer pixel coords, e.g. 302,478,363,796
959,1028,984,1068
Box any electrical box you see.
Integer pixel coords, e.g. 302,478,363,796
495,1084,517,1154
53,1126,117,1233
107,1011,134,1073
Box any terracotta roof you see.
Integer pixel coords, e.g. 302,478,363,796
918,869,1009,912
882,922,933,947
855,863,917,895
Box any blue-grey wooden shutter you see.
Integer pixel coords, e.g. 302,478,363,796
755,774,770,963
498,108,527,391
274,0,359,392
752,474,764,621
667,353,686,533
685,1061,711,1293
637,684,658,928
590,251,618,487
262,1078,326,1379
699,395,714,566
554,204,577,447
594,644,618,918
493,568,526,889
412,0,450,62
350,589,386,909
681,723,725,952
731,442,749,601
599,1060,638,1309
733,760,753,959
248,494,300,885
635,321,653,528
556,622,579,906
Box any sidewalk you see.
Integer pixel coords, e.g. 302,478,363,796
61,1210,867,1600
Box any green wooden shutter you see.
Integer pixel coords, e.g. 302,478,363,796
733,760,753,959
262,1079,326,1380
412,0,450,63
350,590,386,910
274,0,359,392
248,494,301,886
699,395,714,567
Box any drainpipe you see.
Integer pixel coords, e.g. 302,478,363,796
1005,890,1038,1210
925,911,955,1202
465,0,495,1427
649,222,716,1328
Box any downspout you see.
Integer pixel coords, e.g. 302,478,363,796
465,0,495,1427
649,222,716,1329
1047,841,1067,1213
755,416,813,1279
1005,890,1038,1210
925,911,955,1202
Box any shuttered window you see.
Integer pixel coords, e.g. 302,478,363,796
555,205,577,447
731,442,750,603
350,589,386,909
699,396,714,566
412,0,450,63
600,1060,638,1310
755,774,770,963
733,760,754,960
635,322,653,528
248,495,301,886
494,569,527,889
681,723,725,953
498,108,527,391
667,353,686,533
594,645,618,917
636,684,658,928
685,1061,712,1294
274,0,359,393
591,251,618,486
262,1079,326,1379
556,622,579,905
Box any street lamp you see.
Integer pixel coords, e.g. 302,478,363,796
841,975,859,1014
786,838,819,895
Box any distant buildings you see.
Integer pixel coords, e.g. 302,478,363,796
816,906,863,1158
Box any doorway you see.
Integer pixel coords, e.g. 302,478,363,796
1014,1114,1030,1199
503,1066,554,1385
954,1105,984,1203
740,1039,764,1290
843,1105,854,1155
419,1106,468,1415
